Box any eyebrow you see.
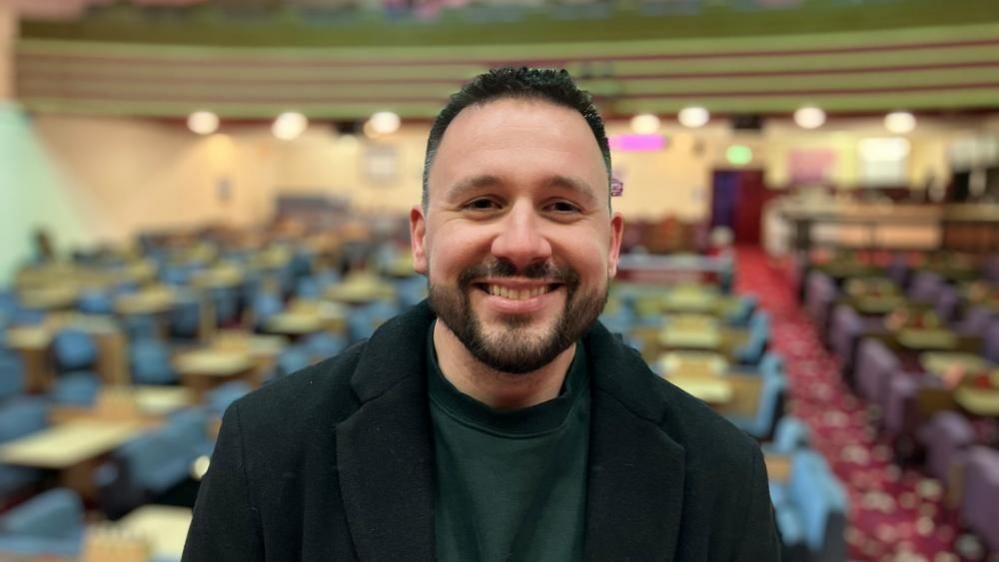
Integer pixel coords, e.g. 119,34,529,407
443,174,600,205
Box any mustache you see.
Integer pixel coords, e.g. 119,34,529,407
457,259,579,288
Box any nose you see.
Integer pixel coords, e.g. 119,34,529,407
490,201,552,271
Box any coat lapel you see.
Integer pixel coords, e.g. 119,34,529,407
583,327,687,562
336,304,437,562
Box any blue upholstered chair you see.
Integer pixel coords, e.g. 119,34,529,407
275,345,313,379
0,351,25,402
304,332,347,362
77,290,114,315
206,381,252,417
0,488,85,558
729,360,787,440
734,311,771,365
771,450,848,562
347,300,400,343
129,338,178,385
764,416,811,455
50,372,101,407
251,290,284,330
395,276,428,309
51,329,98,373
0,398,48,503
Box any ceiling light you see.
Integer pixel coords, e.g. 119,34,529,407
629,113,661,135
678,106,710,128
794,106,826,129
272,112,308,141
187,111,219,135
884,111,916,134
367,111,401,135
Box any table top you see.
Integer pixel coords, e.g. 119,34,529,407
659,315,722,349
175,349,255,377
0,420,148,469
896,328,958,351
115,505,193,560
114,287,177,316
325,277,396,304
920,352,991,378
213,331,288,359
953,387,999,417
19,285,81,310
665,376,733,405
657,351,729,378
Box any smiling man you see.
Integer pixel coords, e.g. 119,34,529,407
183,68,781,562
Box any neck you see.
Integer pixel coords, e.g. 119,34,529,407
432,321,576,410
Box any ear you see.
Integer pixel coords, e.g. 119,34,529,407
410,205,429,275
607,212,625,278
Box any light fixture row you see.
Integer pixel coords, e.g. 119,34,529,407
628,108,919,134
186,110,402,139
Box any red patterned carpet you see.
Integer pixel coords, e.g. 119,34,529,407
734,247,991,562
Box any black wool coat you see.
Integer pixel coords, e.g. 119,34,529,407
182,301,781,562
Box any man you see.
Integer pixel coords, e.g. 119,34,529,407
183,67,781,561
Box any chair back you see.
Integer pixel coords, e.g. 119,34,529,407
0,488,83,539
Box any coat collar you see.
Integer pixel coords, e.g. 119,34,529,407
336,302,685,562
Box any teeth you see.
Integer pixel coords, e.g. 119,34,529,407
487,285,549,300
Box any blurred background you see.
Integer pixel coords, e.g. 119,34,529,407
0,0,998,561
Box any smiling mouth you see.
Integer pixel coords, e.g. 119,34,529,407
474,283,562,300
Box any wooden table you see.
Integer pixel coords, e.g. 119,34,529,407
0,420,149,500
113,505,193,561
3,317,128,391
325,276,396,305
764,453,792,484
920,352,991,379
262,301,346,338
51,386,194,425
661,286,721,314
657,351,729,378
666,376,734,405
175,348,257,400
658,314,722,350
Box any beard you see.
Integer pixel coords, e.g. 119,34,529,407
428,259,608,374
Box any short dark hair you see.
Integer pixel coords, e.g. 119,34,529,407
422,67,611,209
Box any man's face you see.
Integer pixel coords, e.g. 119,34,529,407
410,97,624,374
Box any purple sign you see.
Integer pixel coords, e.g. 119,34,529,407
609,134,667,152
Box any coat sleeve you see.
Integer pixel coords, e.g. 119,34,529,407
734,446,782,562
182,402,265,562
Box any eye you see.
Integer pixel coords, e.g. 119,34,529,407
463,198,501,212
545,200,582,214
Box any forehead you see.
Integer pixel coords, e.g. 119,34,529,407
428,98,608,199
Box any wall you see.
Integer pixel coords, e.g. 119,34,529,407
3,110,979,285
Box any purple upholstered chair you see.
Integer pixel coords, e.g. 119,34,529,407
882,371,919,439
855,338,900,407
984,254,999,284
933,285,960,326
984,318,999,364
805,271,837,345
887,256,910,288
961,446,999,553
829,304,864,384
907,271,945,305
956,306,996,338
917,411,975,484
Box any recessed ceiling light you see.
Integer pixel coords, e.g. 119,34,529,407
629,113,661,134
884,111,916,134
272,112,308,141
187,111,219,135
794,106,826,129
678,106,710,128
